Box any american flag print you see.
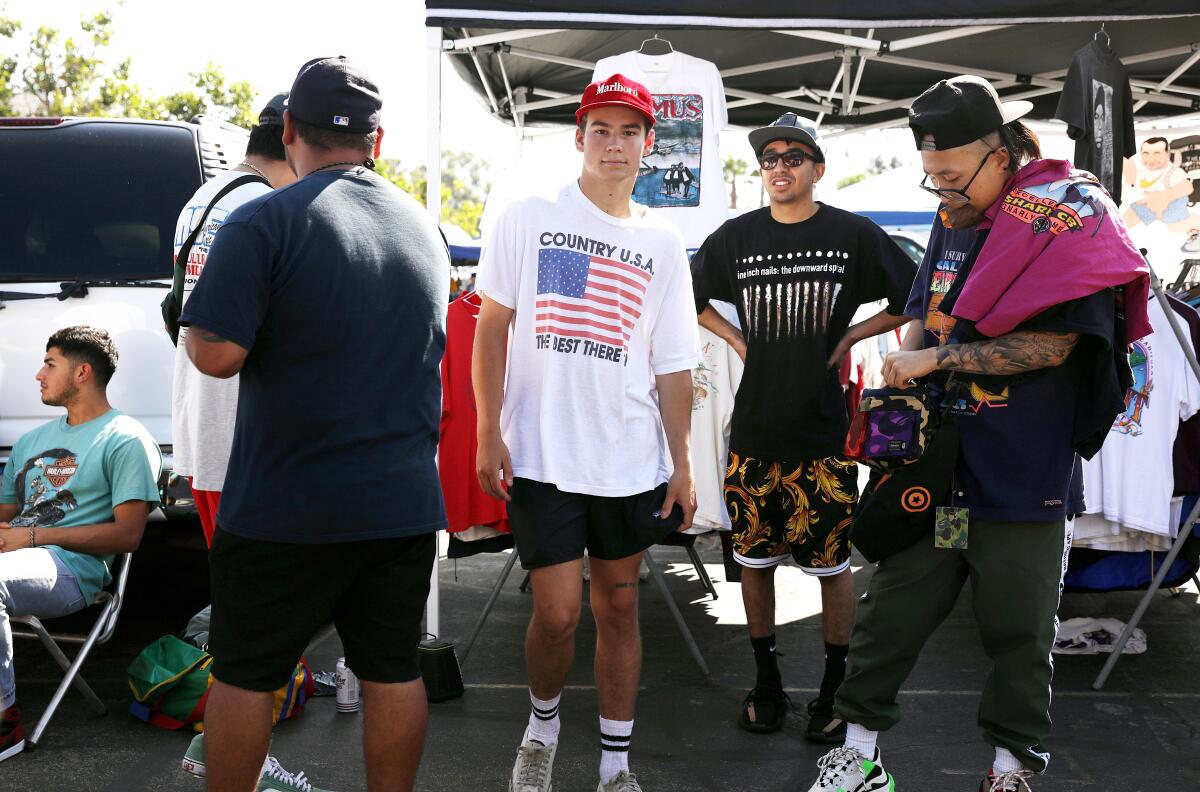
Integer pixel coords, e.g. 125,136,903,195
535,248,649,348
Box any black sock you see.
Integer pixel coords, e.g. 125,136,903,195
750,634,782,690
818,642,849,703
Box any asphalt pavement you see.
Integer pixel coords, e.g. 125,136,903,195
3,523,1198,791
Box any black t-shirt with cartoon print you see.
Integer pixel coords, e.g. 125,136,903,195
691,204,916,460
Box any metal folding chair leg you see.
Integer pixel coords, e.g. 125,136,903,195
685,545,719,600
643,549,710,676
460,550,519,666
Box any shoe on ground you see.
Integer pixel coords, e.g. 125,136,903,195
0,703,24,763
807,745,893,792
981,768,1034,792
638,558,650,581
598,770,643,791
181,732,206,776
737,686,790,733
804,698,848,744
510,726,557,792
257,755,333,792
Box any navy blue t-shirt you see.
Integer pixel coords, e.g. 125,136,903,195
905,222,1107,522
180,169,449,543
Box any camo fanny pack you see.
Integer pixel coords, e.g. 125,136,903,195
844,387,940,470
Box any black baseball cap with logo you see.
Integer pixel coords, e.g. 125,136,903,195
286,56,381,134
908,75,1033,151
256,92,288,128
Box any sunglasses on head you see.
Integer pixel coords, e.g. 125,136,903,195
759,148,812,170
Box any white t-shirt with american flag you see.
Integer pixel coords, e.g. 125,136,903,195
479,180,700,497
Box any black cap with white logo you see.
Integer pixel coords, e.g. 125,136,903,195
286,56,381,134
908,75,1032,151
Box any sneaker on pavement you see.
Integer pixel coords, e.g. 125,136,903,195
0,704,24,763
510,727,557,792
257,756,333,792
738,686,790,733
181,732,206,776
804,698,847,745
980,768,1034,792
598,770,643,791
807,745,894,792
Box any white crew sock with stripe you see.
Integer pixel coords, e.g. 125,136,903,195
598,717,633,784
527,691,561,746
843,723,879,758
992,747,1023,774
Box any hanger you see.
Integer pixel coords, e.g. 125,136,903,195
1094,23,1111,49
637,32,674,56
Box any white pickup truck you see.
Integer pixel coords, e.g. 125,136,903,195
0,116,248,511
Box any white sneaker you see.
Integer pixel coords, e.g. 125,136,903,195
807,746,894,792
510,727,557,792
598,770,643,791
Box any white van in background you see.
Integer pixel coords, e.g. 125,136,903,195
0,116,247,511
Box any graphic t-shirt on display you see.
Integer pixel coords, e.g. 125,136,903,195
171,170,272,492
0,410,161,603
689,325,744,532
478,181,699,497
691,205,915,461
1055,40,1136,203
906,222,1113,521
593,51,728,249
1078,297,1200,537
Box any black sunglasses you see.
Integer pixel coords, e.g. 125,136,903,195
759,148,812,170
918,148,998,205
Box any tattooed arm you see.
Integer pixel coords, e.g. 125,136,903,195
882,330,1079,388
184,324,250,379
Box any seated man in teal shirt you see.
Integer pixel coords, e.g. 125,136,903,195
0,326,161,763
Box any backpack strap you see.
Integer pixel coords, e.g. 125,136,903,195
163,173,269,345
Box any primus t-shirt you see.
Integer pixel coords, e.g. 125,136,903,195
691,205,915,460
478,181,699,497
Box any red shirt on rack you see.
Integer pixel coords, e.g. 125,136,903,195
439,292,510,533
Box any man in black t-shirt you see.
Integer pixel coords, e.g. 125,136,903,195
691,113,915,744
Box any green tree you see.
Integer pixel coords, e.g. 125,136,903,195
0,10,19,116
377,151,491,239
723,155,750,209
0,6,255,125
836,172,868,189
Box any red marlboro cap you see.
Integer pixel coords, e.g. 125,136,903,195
576,74,656,128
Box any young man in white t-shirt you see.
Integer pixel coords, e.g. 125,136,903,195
474,74,700,792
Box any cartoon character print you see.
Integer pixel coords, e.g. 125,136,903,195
9,448,81,527
1114,340,1152,436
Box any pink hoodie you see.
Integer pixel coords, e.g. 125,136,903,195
952,159,1151,343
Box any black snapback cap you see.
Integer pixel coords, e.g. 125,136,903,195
286,56,381,134
908,75,1033,151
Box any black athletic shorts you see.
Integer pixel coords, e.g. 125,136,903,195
506,478,682,570
209,528,435,691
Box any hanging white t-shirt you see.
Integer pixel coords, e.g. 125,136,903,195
688,326,744,532
171,170,272,491
479,181,699,497
592,50,729,250
1080,298,1200,539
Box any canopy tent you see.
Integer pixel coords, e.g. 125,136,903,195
822,164,941,227
420,1,1200,635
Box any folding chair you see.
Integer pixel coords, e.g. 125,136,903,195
11,551,133,746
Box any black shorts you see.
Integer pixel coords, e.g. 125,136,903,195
209,528,435,691
506,478,682,570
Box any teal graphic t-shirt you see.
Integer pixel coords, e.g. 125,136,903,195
1,410,161,603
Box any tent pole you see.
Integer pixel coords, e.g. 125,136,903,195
425,24,443,639
448,28,565,51
506,46,594,72
887,25,1012,52
1133,47,1200,112
463,28,500,115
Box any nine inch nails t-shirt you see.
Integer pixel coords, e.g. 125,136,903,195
691,204,912,460
478,181,699,497
691,204,915,461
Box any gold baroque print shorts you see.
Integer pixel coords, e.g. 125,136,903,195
724,453,857,574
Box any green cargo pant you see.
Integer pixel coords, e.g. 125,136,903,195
834,518,1071,772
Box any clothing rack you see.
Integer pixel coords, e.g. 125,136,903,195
1093,268,1200,688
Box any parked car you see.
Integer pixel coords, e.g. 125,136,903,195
0,116,247,510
